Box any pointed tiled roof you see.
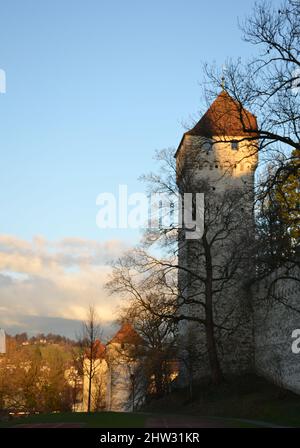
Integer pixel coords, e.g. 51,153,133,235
109,323,144,345
187,91,258,137
175,91,258,156
85,339,106,359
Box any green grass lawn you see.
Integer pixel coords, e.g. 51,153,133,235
0,411,147,428
0,411,263,428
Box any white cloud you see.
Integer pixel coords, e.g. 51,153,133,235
0,234,129,335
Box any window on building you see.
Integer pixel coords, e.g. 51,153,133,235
202,140,212,152
231,140,239,150
192,194,196,221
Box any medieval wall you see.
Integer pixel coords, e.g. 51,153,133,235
254,264,300,393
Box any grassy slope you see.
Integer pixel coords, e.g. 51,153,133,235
0,411,260,428
0,412,146,428
143,373,300,427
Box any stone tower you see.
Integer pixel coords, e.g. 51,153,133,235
82,323,145,412
175,91,258,381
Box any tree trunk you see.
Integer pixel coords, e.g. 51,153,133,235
87,358,92,412
188,368,193,400
205,305,223,385
203,236,223,385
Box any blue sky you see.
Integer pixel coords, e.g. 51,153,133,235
0,0,265,243
0,0,281,336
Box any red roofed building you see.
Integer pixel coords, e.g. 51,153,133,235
83,323,146,412
85,339,106,360
186,91,257,138
108,323,144,346
176,90,259,188
176,91,258,158
176,90,259,382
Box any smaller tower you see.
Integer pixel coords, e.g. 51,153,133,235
82,340,107,411
106,323,145,411
82,323,145,412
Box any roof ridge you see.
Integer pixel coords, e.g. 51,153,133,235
186,91,257,138
109,322,144,345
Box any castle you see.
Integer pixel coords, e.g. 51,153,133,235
85,92,300,409
176,91,300,391
82,323,146,412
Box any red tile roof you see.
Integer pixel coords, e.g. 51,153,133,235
109,323,144,345
187,91,258,137
85,339,106,359
176,91,258,156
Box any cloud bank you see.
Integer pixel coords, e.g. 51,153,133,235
0,234,128,337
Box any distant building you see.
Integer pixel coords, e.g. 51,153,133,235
82,323,146,412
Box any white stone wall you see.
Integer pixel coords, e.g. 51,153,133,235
106,342,146,412
177,134,258,192
82,358,108,411
82,343,146,412
177,134,257,379
175,132,300,394
254,265,300,393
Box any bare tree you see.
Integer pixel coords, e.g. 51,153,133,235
198,0,300,328
116,295,177,398
108,147,255,385
107,1,300,389
203,0,299,233
178,325,199,400
79,305,102,412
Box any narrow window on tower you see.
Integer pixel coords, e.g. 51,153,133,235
231,140,239,150
170,202,174,227
192,194,196,221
